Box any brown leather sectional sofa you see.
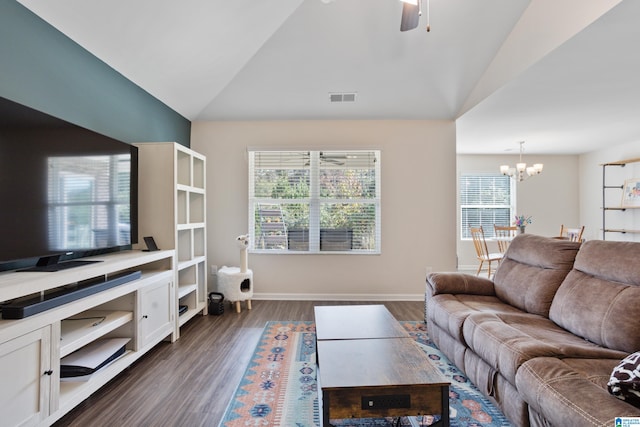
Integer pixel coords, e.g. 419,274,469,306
425,234,640,426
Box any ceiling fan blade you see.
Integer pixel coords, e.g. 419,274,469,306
322,158,344,165
319,153,345,165
400,2,420,32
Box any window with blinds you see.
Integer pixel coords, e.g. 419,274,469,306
460,174,514,239
249,150,381,253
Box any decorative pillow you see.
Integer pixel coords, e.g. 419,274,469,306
609,351,640,408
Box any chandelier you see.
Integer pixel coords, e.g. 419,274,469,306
500,141,543,182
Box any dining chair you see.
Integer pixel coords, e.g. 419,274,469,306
470,226,504,278
558,225,585,242
493,225,518,254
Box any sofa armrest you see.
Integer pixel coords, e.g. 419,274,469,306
426,272,496,296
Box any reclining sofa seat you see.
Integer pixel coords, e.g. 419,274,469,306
517,238,640,426
425,234,640,426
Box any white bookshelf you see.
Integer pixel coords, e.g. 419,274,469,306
134,142,208,339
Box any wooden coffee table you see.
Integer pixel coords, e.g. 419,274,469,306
314,304,410,340
314,305,450,426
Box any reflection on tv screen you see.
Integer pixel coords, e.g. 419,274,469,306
47,154,132,252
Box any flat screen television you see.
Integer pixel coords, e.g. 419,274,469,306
0,96,138,272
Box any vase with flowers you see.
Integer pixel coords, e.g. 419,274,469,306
514,215,532,234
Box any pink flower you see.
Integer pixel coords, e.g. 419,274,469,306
514,215,532,226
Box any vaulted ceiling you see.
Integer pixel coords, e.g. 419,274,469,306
18,0,640,154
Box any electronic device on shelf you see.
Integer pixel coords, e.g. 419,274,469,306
142,236,159,252
0,270,142,319
18,253,102,272
0,95,139,272
60,338,131,381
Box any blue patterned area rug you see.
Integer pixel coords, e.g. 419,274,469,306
219,321,512,427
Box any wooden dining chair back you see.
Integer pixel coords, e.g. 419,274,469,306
470,226,503,278
493,225,518,254
559,224,585,242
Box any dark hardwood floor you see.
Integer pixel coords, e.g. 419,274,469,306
53,300,425,427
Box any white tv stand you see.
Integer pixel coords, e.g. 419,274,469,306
0,249,176,427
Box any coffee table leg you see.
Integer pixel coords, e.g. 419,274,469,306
441,385,450,427
322,391,330,427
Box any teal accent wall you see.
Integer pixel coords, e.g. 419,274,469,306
0,1,190,146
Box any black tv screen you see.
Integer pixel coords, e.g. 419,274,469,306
0,96,138,272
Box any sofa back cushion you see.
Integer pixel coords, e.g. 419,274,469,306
549,240,640,353
493,234,581,316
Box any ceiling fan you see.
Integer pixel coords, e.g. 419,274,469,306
280,151,346,166
400,0,430,32
319,152,346,165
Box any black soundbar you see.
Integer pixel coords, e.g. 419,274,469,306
1,270,142,319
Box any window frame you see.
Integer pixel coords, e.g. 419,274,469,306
248,149,381,254
459,173,515,240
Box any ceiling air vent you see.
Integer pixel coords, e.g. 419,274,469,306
329,92,357,103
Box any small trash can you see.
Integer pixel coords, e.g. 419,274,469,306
208,292,225,315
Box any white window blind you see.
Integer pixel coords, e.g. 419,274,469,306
460,174,514,239
249,150,381,253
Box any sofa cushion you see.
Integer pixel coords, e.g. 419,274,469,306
463,351,530,427
426,294,523,343
426,272,496,296
462,312,627,384
493,234,580,316
516,357,640,426
609,351,640,407
428,322,469,370
549,239,640,353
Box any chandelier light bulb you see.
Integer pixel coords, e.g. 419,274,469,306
499,141,543,182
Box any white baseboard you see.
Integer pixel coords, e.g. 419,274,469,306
253,292,424,301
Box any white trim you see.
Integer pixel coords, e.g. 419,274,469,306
252,292,424,301
246,145,383,153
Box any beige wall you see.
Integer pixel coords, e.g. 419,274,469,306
456,154,580,268
191,120,456,300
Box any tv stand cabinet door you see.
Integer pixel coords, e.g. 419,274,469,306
138,274,174,349
0,325,53,427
